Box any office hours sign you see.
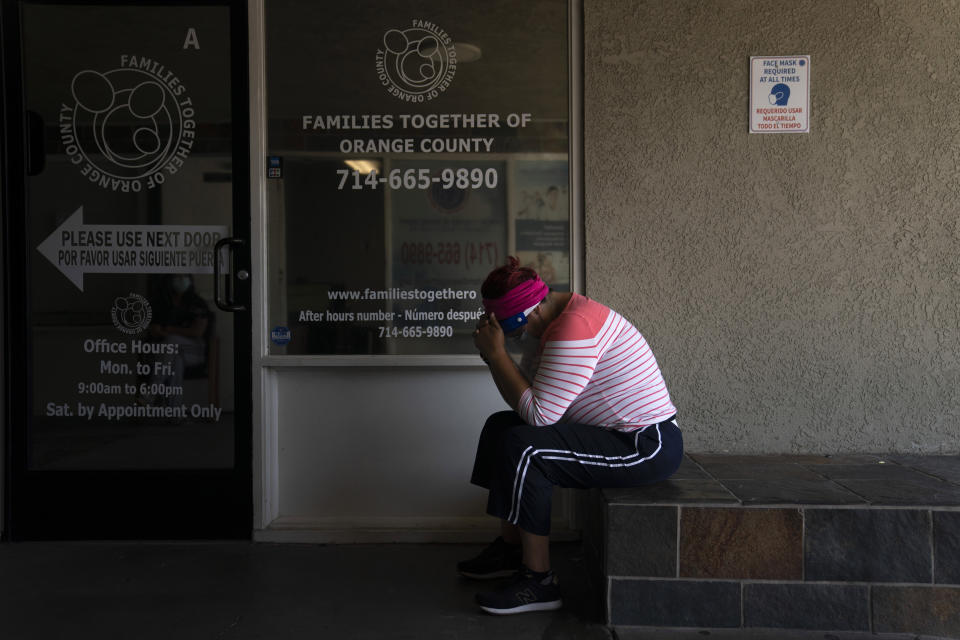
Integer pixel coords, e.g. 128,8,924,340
750,56,810,134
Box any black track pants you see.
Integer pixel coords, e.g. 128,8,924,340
470,411,683,536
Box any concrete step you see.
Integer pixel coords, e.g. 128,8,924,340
583,454,960,637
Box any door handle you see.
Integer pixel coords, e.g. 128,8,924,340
213,237,247,311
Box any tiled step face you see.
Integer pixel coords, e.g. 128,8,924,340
679,507,802,580
602,504,953,583
610,580,960,633
595,454,960,635
606,505,676,577
805,509,931,582
873,586,960,636
743,583,870,631
609,579,741,628
935,511,960,584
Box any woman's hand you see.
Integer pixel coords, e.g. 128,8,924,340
474,311,530,411
473,312,505,362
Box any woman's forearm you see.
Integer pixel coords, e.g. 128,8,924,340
485,349,531,413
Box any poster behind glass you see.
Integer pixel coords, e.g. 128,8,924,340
266,0,570,355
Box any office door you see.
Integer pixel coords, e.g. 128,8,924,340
1,0,251,539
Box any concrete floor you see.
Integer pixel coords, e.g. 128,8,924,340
0,541,610,640
0,541,952,640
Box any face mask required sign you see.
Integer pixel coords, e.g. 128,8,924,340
750,55,810,134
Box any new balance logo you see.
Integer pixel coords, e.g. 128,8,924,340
515,588,537,604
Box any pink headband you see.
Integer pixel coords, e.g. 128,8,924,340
482,277,549,320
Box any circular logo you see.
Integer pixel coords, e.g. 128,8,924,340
376,21,457,102
112,293,152,335
271,326,291,346
60,57,196,192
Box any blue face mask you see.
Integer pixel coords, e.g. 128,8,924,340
497,299,544,333
499,312,529,333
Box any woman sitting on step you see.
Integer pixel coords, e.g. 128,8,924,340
460,257,683,615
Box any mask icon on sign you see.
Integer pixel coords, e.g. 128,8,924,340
768,83,791,106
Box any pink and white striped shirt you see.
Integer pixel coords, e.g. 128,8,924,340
518,294,676,430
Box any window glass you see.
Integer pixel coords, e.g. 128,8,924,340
266,0,569,355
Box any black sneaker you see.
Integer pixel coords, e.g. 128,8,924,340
475,566,563,615
457,536,522,580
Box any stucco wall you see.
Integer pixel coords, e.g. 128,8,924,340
585,0,960,453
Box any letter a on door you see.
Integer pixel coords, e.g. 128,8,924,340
184,28,200,50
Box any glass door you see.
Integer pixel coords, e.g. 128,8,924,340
2,0,251,539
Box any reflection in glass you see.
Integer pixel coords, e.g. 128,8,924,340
141,274,217,406
266,0,571,355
